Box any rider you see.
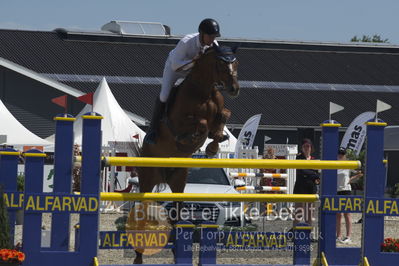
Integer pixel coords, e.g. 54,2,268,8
144,18,221,144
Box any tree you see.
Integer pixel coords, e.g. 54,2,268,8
351,34,389,43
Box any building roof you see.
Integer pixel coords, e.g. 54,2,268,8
1,28,399,128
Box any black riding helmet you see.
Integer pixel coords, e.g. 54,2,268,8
198,18,221,37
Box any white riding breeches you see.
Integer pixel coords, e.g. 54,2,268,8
159,62,188,103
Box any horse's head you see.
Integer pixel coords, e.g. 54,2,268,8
195,45,239,97
213,45,240,97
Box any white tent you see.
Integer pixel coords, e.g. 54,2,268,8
73,77,145,145
73,78,147,202
0,98,52,147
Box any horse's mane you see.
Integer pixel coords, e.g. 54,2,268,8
187,45,238,82
203,46,216,55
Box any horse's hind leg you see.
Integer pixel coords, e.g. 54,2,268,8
166,168,187,193
134,238,143,263
133,167,164,264
166,168,188,222
165,168,188,263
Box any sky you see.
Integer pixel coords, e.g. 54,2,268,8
0,0,398,44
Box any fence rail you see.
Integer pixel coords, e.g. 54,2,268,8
99,192,318,202
104,157,361,169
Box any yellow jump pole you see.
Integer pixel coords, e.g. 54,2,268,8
104,157,360,169
100,192,319,203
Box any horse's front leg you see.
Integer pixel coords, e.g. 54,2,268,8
166,168,188,263
131,167,162,264
206,108,231,157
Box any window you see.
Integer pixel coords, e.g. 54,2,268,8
187,168,230,185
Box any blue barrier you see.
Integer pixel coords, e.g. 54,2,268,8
319,121,361,265
318,120,397,265
0,114,396,265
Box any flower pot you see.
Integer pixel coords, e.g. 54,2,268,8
0,262,20,265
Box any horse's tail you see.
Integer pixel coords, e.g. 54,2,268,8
153,168,168,192
153,181,167,193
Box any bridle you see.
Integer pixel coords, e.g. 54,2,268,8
213,50,237,90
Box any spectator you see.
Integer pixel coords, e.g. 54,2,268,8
72,144,81,192
336,148,363,240
293,138,319,228
260,147,277,186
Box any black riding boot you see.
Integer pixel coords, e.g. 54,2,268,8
144,98,166,144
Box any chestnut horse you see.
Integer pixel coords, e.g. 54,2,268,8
133,45,239,263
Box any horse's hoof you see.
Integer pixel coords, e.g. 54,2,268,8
220,134,229,143
172,247,177,263
205,145,218,157
134,257,143,264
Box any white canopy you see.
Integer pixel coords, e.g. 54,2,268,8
74,78,145,145
0,98,52,147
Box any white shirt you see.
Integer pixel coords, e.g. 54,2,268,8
167,33,217,72
337,169,351,192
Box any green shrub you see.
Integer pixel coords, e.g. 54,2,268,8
17,173,24,192
114,216,128,231
0,186,12,249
